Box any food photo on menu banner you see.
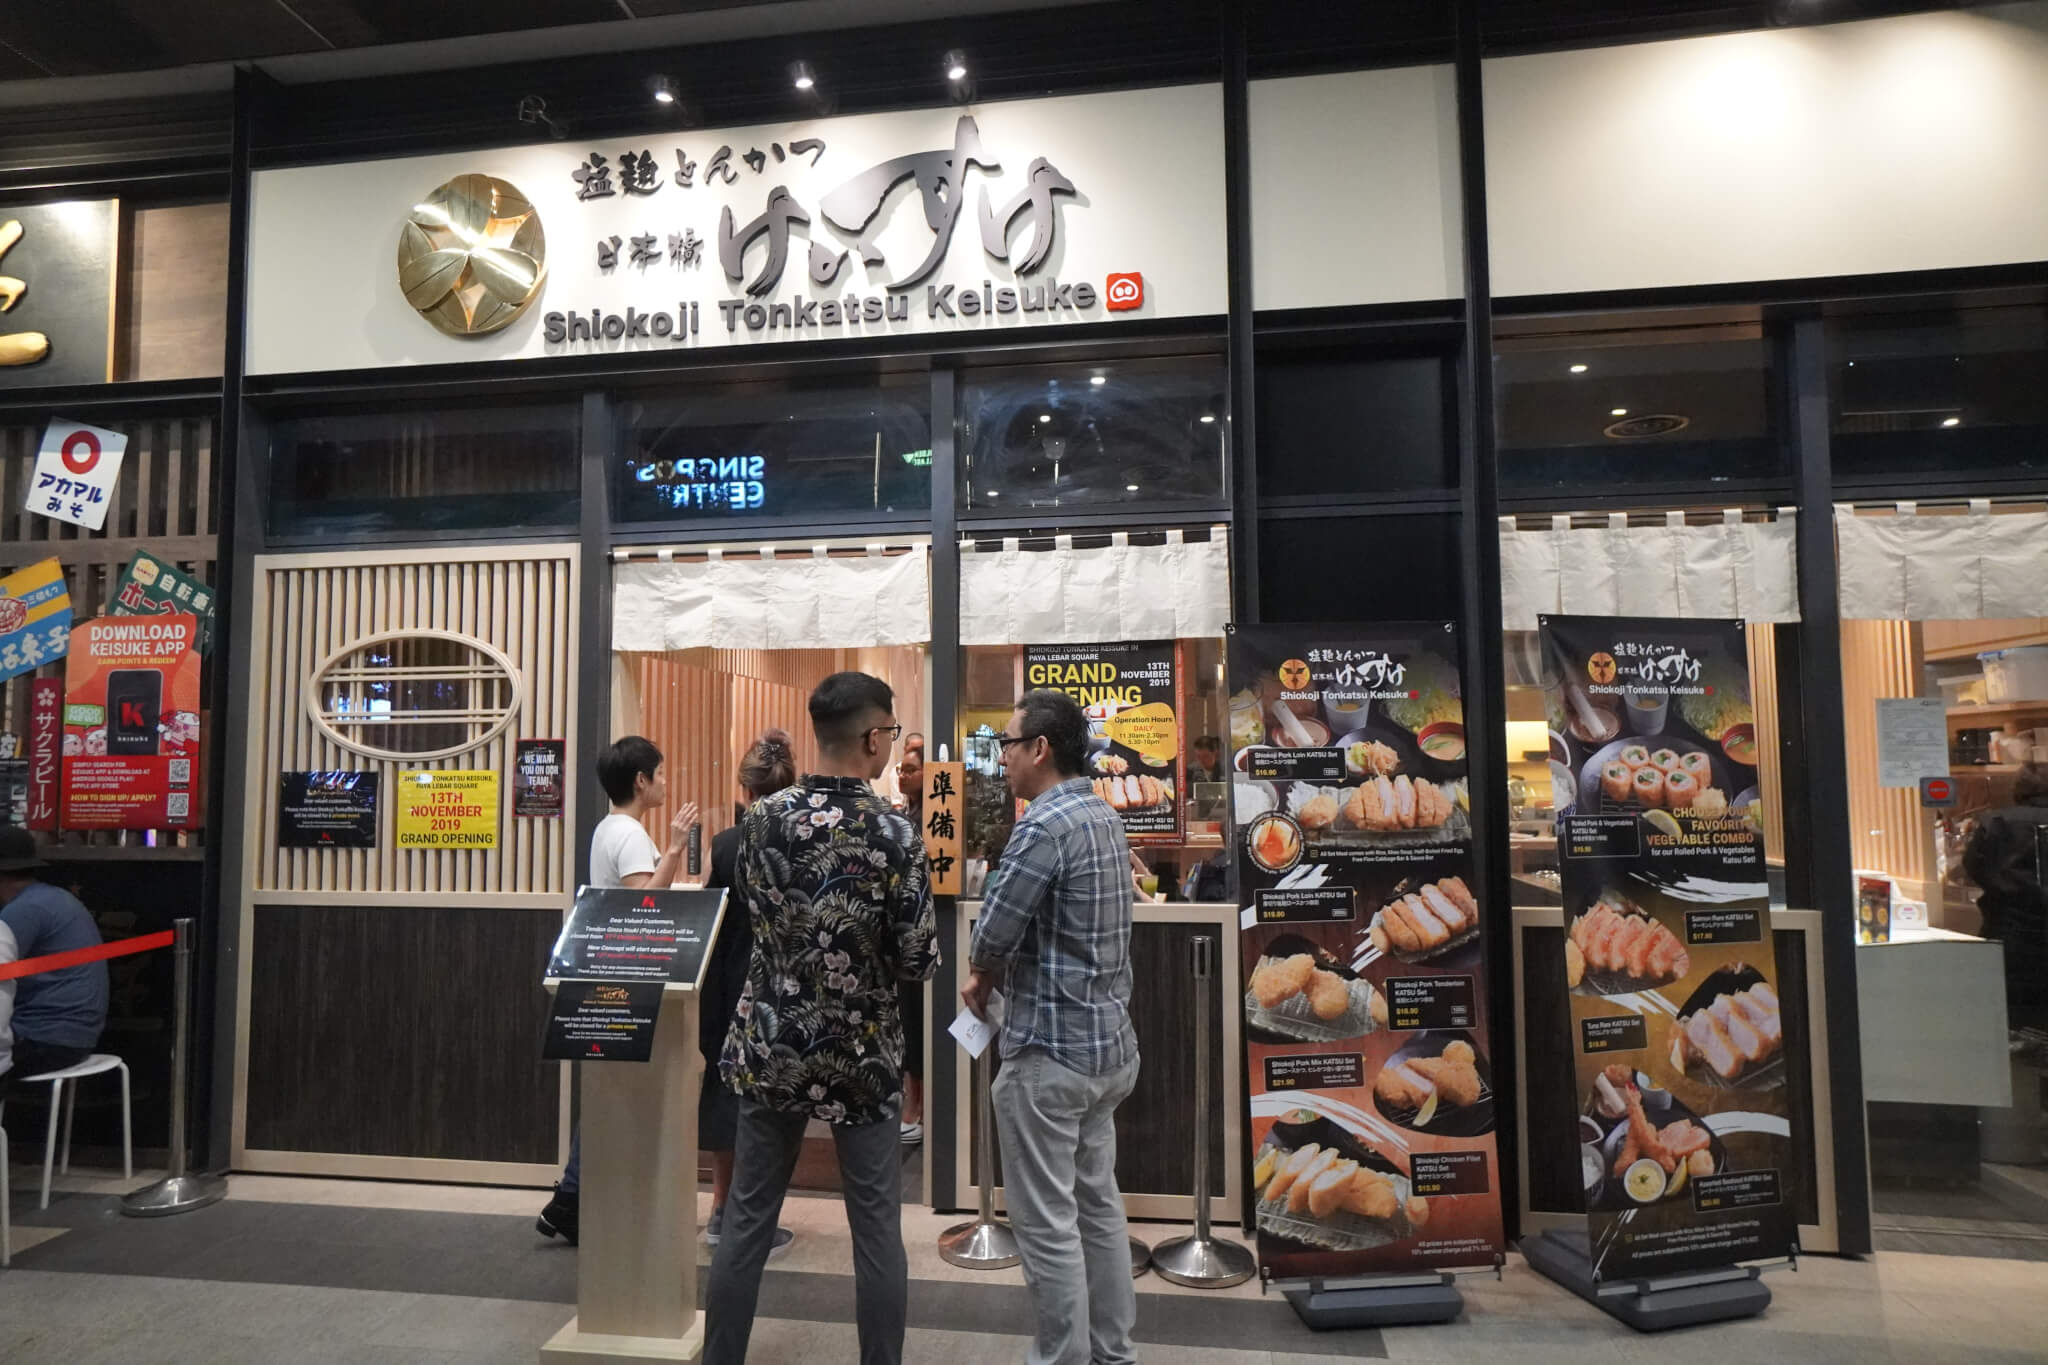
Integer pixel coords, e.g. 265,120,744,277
1229,623,1505,1279
1022,640,1181,837
1538,614,1799,1279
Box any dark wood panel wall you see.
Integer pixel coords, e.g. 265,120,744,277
975,921,1229,1200
245,903,561,1164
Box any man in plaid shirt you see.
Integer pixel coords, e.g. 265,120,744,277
964,689,1140,1365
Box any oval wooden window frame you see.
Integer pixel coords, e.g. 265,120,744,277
303,628,526,763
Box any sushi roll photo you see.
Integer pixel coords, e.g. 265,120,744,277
1664,769,1699,809
1600,760,1633,803
1632,765,1666,808
1679,751,1713,782
1651,748,1683,773
1619,744,1652,771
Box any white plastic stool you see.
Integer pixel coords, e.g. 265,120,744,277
16,1055,131,1210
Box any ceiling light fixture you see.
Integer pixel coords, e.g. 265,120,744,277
1942,416,1961,428
1611,407,1628,417
1126,484,1140,492
650,75,677,105
790,61,817,91
1039,413,1053,424
1569,363,1589,374
944,50,969,81
1089,375,1106,386
1199,414,1216,424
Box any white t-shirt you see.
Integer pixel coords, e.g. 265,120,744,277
590,812,661,888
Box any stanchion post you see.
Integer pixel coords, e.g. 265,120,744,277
1149,934,1255,1288
938,1044,1020,1268
122,918,227,1218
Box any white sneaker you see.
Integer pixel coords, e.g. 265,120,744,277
900,1121,924,1145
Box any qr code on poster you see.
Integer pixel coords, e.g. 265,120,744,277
167,793,190,820
169,760,191,785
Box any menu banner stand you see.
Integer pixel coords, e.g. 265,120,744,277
1520,1230,1771,1332
1150,935,1253,1289
540,887,725,1365
937,1042,1020,1269
1526,614,1796,1333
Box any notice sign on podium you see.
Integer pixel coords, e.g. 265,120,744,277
547,885,727,987
543,981,665,1062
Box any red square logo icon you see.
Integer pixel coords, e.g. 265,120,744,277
1104,273,1144,311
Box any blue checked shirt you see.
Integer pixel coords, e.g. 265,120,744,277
970,777,1138,1076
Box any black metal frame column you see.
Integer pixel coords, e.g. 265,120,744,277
573,392,617,887
199,66,262,1173
1222,0,1258,624
1789,316,1873,1255
1453,0,1520,1235
927,367,962,1206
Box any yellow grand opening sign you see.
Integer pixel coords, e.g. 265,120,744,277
396,769,500,849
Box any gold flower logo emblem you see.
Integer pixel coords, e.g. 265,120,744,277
397,174,546,337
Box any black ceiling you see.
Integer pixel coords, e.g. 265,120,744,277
0,1,1979,81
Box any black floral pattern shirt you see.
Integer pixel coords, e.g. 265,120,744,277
719,774,940,1125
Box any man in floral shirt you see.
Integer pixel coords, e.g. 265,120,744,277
706,671,938,1365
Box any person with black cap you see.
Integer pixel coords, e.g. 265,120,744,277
0,826,108,1101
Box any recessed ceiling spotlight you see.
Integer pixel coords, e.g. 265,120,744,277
650,75,677,105
1611,407,1628,417
1199,414,1216,424
1089,375,1106,386
1569,363,1589,374
943,50,969,81
790,61,817,92
1126,484,1140,493
1942,416,1961,428
1039,413,1053,424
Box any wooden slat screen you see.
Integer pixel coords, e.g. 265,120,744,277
1840,618,1938,902
0,413,216,851
623,646,926,846
1747,623,1788,865
249,546,578,896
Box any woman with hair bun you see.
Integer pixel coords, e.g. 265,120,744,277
702,728,798,1255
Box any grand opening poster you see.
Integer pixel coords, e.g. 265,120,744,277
1023,639,1181,839
1539,614,1796,1279
1228,623,1503,1278
61,614,202,830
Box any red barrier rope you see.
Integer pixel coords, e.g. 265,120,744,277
0,929,174,981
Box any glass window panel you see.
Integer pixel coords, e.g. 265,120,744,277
959,359,1226,512
615,381,931,524
1495,325,1782,490
1829,303,2048,482
1256,352,1452,496
270,403,579,538
1257,512,1463,624
958,638,1231,902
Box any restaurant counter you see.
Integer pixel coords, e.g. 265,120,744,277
1856,928,2012,1109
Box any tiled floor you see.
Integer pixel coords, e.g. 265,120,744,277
3,1165,2047,1363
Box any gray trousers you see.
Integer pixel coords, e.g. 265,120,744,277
704,1096,907,1365
991,1046,1142,1365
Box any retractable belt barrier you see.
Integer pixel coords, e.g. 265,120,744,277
0,930,174,981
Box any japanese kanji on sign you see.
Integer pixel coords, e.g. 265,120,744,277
28,418,127,531
922,759,964,896
0,557,72,684
110,550,217,655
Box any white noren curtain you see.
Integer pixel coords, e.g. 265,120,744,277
960,531,1230,646
1498,510,1800,630
1835,501,2048,620
612,546,931,651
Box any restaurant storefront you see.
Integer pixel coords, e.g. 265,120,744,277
3,0,2048,1309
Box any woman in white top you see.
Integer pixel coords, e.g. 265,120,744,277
538,735,700,1246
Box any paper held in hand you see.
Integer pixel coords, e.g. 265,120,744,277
948,990,1005,1059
